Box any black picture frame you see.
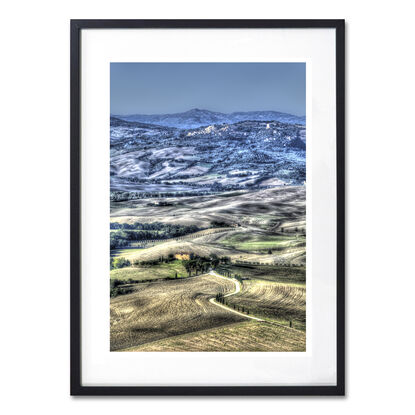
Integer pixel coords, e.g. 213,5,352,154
70,19,345,396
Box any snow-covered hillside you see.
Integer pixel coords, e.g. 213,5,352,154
110,116,306,196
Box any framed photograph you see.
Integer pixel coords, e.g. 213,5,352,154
71,19,345,395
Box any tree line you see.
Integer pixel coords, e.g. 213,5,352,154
215,293,249,315
110,222,201,249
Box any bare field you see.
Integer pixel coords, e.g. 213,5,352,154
126,320,305,352
111,186,305,231
224,280,306,330
110,274,247,351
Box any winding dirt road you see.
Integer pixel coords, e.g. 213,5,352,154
208,270,303,332
208,270,264,322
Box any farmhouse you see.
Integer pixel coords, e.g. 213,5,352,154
174,253,190,261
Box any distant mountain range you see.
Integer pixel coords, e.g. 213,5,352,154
113,108,305,129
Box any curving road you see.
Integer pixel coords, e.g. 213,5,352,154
208,270,264,322
208,270,303,332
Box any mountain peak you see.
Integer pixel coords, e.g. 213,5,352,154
118,109,305,129
185,108,212,114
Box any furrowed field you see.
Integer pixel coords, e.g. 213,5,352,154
110,186,306,352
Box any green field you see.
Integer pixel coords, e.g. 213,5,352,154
112,247,158,258
110,260,187,282
217,263,305,284
219,232,304,251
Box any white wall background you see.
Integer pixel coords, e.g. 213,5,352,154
1,0,414,413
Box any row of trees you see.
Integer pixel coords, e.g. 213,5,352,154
110,223,201,249
111,255,176,270
110,188,232,201
215,293,249,315
133,254,175,267
110,253,229,273
110,221,200,232
280,227,306,234
216,267,242,283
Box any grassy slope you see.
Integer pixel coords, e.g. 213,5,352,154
217,263,306,284
111,239,235,263
110,260,187,281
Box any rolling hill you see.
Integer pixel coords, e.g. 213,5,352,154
113,108,306,129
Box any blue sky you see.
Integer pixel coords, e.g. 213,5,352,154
111,63,305,116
